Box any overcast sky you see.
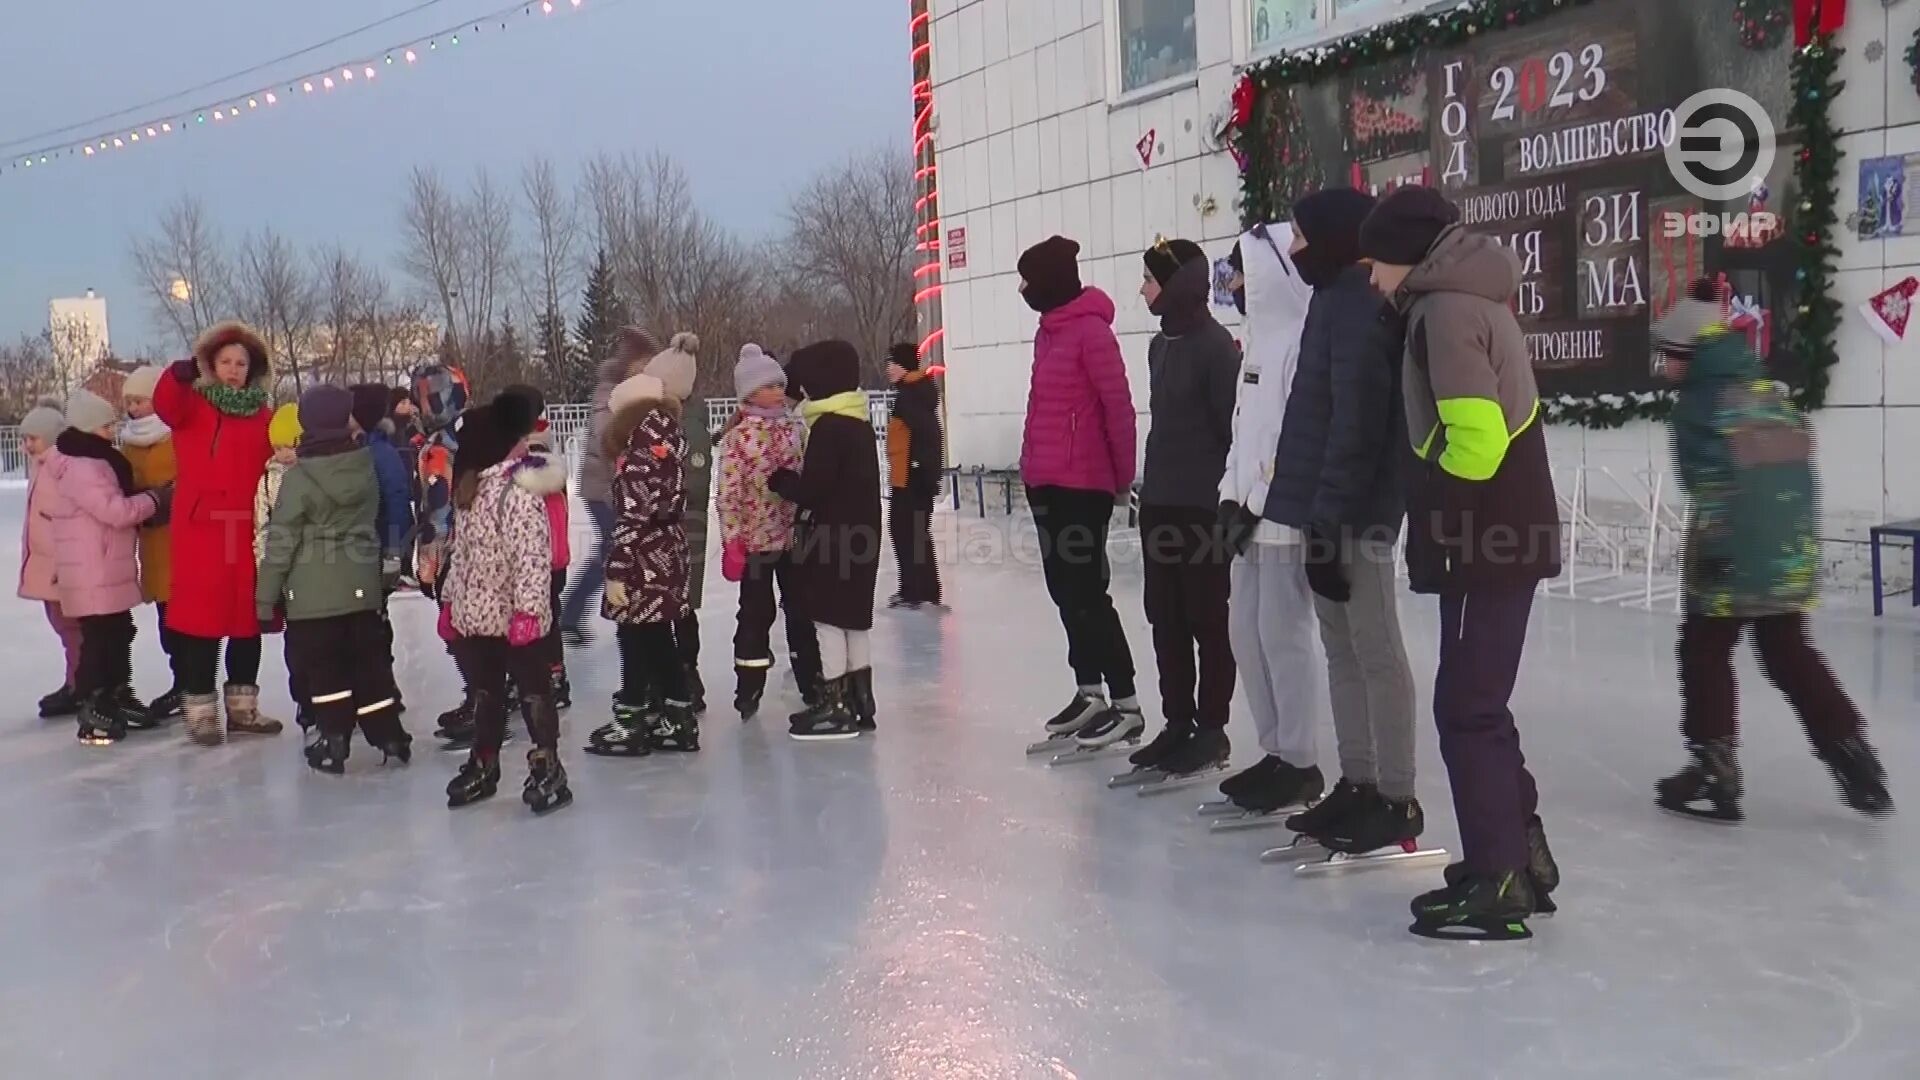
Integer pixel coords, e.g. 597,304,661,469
0,0,906,355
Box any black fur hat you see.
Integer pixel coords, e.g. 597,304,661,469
451,389,538,482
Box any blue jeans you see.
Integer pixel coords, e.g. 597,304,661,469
559,498,616,632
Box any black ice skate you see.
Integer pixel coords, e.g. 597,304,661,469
75,690,130,746
1123,727,1230,797
375,730,413,766
1108,720,1193,787
446,752,502,808
1216,755,1282,803
1288,793,1448,875
433,695,474,740
145,687,183,723
1814,736,1895,817
1444,815,1560,915
848,668,877,732
1409,871,1536,942
649,701,701,753
1027,691,1109,755
1077,706,1146,751
1209,762,1325,833
585,702,653,758
121,686,162,731
1657,738,1743,823
735,666,769,720
522,749,573,814
38,685,80,719
790,677,860,742
305,732,349,775
550,665,573,711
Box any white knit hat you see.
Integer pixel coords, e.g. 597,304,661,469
65,388,118,435
18,396,63,443
121,365,164,401
645,332,700,402
608,371,667,417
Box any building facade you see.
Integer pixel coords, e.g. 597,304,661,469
48,290,111,389
927,0,1920,587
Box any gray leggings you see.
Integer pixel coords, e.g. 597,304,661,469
1312,536,1417,799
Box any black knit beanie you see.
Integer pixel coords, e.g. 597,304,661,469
1358,186,1460,267
1143,238,1207,287
888,342,920,372
1018,235,1084,313
1291,188,1377,288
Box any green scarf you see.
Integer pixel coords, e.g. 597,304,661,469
800,391,867,430
199,380,269,417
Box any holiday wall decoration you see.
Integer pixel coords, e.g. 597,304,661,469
1236,0,1840,429
1859,276,1918,344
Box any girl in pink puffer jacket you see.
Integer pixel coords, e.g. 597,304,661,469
42,390,168,744
16,398,80,718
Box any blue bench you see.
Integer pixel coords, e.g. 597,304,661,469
1869,519,1920,616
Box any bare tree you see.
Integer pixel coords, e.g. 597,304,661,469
399,167,465,356
128,194,234,350
233,227,318,392
781,144,918,382
518,157,581,320
0,332,57,425
398,166,515,376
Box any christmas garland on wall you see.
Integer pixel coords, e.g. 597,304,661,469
1231,0,1842,430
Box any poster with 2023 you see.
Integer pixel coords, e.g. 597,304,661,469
1255,0,1804,396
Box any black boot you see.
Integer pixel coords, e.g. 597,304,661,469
1815,735,1894,817
848,668,877,732
649,700,700,753
144,687,183,723
1410,871,1536,941
305,732,349,775
38,685,80,719
1285,778,1371,836
446,751,502,807
523,748,574,814
735,666,769,719
1657,738,1743,822
76,690,129,745
789,676,859,741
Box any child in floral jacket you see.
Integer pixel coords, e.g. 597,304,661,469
440,392,571,815
589,334,700,758
717,344,821,718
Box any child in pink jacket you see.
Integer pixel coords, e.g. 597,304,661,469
16,398,80,718
42,390,169,744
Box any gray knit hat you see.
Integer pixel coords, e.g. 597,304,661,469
1652,279,1725,355
19,396,63,443
65,388,118,435
645,332,700,403
734,343,785,399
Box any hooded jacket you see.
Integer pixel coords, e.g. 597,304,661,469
1020,287,1137,495
154,320,276,638
1264,258,1407,540
774,341,882,632
40,431,161,619
1390,225,1560,592
1141,256,1239,510
1670,327,1818,618
1222,224,1311,544
443,461,553,639
887,371,942,507
602,378,692,625
255,448,384,623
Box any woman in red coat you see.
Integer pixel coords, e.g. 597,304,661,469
153,321,280,745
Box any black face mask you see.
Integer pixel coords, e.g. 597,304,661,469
1290,244,1349,290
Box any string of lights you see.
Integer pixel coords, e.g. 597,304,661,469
908,0,946,372
2,0,587,177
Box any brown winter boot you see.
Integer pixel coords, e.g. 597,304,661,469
182,692,224,747
224,684,284,736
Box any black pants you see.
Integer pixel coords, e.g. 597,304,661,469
676,610,701,668
449,637,556,754
889,493,942,605
619,622,689,704
174,634,262,695
1434,584,1540,877
153,602,183,689
1139,503,1235,729
77,612,136,697
1679,612,1862,747
541,571,567,670
732,551,823,682
1029,485,1136,699
285,611,406,743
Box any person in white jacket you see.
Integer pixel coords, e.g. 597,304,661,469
1214,223,1324,813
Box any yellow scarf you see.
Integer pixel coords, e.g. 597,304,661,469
801,391,867,430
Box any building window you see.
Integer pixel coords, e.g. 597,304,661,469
1252,0,1395,54
1119,0,1196,93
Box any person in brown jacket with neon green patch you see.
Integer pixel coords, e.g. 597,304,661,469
1360,186,1560,942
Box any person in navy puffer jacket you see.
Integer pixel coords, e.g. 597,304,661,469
1017,234,1143,746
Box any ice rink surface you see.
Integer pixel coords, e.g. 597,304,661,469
2,487,1918,1079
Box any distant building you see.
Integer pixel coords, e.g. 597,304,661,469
80,357,145,404
49,290,111,389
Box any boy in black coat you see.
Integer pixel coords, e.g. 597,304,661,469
770,340,883,740
885,342,944,609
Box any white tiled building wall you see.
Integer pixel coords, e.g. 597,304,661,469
929,0,1920,585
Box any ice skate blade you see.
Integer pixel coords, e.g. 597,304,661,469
1293,842,1450,876
1658,802,1744,825
1259,837,1326,864
582,744,652,757
1137,766,1230,797
1048,738,1138,767
1408,917,1533,942
1209,806,1305,833
1108,767,1164,789
1196,799,1242,817
1027,734,1077,756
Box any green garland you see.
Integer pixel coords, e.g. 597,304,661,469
1234,0,1841,429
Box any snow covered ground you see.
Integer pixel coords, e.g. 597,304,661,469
2,487,1919,1078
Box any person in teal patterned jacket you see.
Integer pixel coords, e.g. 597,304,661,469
1654,280,1892,825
